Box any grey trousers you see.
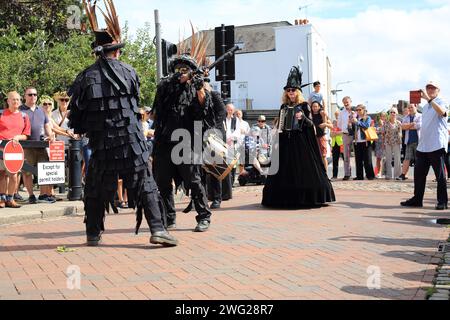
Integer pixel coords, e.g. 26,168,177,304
385,144,402,179
343,134,354,177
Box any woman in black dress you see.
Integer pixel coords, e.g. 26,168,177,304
262,67,335,208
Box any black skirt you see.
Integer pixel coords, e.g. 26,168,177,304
262,129,336,208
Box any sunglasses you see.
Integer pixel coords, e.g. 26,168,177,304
42,102,53,106
175,67,190,74
286,88,297,93
258,120,266,123
356,109,363,112
27,93,38,97
60,98,70,102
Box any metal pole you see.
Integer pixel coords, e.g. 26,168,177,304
68,139,83,201
155,10,162,82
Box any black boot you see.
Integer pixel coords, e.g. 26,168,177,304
150,230,178,246
87,234,102,247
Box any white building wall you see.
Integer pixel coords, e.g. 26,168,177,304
210,24,331,112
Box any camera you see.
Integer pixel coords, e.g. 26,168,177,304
410,90,422,104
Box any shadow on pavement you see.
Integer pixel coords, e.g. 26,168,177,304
329,236,441,248
337,201,399,210
361,215,443,229
341,285,423,300
381,250,438,265
0,242,175,252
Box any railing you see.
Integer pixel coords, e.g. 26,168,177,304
0,139,83,201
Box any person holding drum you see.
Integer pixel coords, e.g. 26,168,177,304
262,67,335,208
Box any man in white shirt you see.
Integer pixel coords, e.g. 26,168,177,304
337,96,355,180
224,103,241,186
401,81,448,210
234,109,250,142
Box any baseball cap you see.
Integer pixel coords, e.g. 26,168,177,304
258,115,266,122
426,81,440,90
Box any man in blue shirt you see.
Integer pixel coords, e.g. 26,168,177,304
308,81,325,107
19,87,55,204
397,103,422,180
401,81,449,210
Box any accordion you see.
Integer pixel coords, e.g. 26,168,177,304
279,106,296,132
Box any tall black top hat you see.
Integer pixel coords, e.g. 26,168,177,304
284,66,303,91
83,0,125,54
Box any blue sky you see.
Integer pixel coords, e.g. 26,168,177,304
108,0,450,111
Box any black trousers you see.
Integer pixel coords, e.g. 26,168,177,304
154,146,212,225
332,144,343,178
355,142,375,179
413,149,448,205
445,143,450,179
206,173,222,203
84,170,165,237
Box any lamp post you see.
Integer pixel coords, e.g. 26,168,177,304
332,81,353,109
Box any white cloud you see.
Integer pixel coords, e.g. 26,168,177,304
313,5,450,110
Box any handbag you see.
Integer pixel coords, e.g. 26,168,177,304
363,127,379,142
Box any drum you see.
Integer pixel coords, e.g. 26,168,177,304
203,134,239,181
258,153,271,166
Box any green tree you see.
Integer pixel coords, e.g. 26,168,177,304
121,23,158,106
0,0,83,41
0,23,158,106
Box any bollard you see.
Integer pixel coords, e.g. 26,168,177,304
68,139,83,201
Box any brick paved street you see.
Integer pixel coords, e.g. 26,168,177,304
0,181,448,300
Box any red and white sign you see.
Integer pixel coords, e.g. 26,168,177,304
49,141,65,162
3,141,24,174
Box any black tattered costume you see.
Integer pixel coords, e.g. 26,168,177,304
152,58,215,230
68,0,176,246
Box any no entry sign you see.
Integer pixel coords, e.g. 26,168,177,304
3,141,24,174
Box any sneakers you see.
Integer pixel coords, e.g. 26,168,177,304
396,174,408,181
118,201,129,209
210,201,221,209
28,195,37,204
195,220,210,232
37,194,56,204
13,193,24,201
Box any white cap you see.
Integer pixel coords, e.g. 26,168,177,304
426,80,440,90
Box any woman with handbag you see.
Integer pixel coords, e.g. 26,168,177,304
351,104,375,180
382,107,402,180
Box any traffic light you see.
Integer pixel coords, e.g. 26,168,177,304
161,39,178,77
214,25,236,81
